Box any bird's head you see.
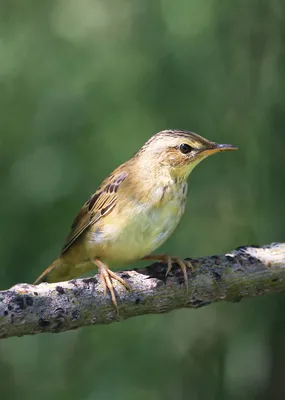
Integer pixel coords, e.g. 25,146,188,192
137,129,237,180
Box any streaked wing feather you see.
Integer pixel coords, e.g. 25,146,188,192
61,171,128,254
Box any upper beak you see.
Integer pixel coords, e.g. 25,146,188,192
204,143,238,155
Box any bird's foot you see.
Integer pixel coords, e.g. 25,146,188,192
93,258,131,316
142,254,195,293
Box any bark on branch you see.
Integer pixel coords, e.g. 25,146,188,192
0,242,284,339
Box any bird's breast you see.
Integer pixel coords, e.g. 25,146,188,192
86,181,188,266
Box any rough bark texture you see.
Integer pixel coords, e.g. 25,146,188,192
0,242,284,339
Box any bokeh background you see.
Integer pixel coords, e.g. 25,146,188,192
0,0,285,399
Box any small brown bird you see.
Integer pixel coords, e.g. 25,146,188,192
34,129,237,312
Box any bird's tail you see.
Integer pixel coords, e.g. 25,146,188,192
34,257,94,284
34,257,71,284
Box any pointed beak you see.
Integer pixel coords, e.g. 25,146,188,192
203,143,238,156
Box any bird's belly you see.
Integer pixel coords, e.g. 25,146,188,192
86,195,185,266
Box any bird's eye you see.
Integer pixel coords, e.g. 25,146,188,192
179,143,192,154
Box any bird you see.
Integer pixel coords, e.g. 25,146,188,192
34,129,237,313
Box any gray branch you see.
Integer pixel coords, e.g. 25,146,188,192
0,242,285,339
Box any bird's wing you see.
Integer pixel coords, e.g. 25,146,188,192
61,170,128,254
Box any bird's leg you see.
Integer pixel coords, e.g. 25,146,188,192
92,258,131,315
142,254,195,292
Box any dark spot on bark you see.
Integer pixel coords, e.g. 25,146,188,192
12,296,25,311
11,314,15,322
121,273,130,279
87,277,98,284
4,310,8,316
82,277,98,285
212,270,222,281
248,256,256,264
135,298,140,305
38,318,50,327
145,262,167,282
34,292,38,296
71,310,80,320
56,286,65,295
226,255,235,262
271,277,279,283
8,305,12,311
25,296,33,306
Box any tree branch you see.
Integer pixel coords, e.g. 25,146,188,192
0,242,284,339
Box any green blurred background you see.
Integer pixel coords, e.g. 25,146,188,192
0,0,285,399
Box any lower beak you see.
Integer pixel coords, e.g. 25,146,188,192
203,143,238,155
